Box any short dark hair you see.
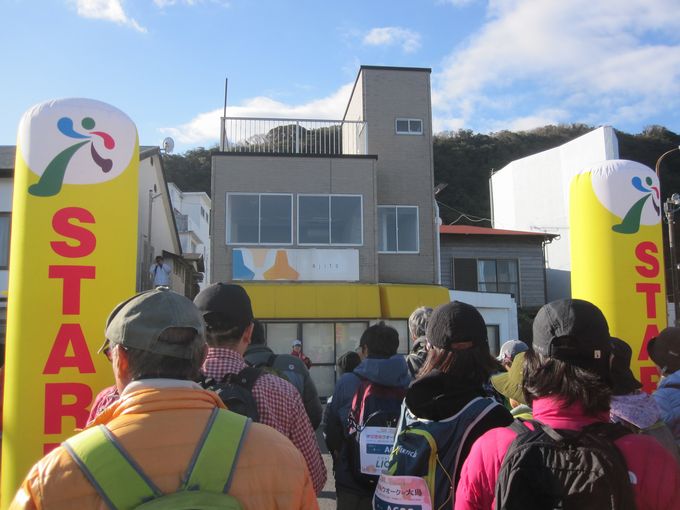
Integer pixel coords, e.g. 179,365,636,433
522,350,611,416
204,323,248,348
337,351,361,375
359,322,399,358
418,343,500,386
125,327,205,381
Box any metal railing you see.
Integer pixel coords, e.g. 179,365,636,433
220,117,367,155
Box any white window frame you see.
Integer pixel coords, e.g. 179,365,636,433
378,205,419,254
226,192,293,246
297,194,364,246
395,118,423,135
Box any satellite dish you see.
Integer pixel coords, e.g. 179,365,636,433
162,137,175,154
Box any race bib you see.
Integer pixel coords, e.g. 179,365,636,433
373,475,432,510
358,426,396,475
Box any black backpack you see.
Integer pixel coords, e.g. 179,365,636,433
495,420,636,510
202,367,263,422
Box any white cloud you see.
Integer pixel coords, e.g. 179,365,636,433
432,0,680,132
363,27,421,53
74,0,146,32
160,83,354,146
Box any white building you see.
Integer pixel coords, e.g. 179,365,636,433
490,126,619,300
167,182,211,289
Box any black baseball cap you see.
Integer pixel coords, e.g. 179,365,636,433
426,301,487,350
532,299,611,378
193,283,253,332
647,327,680,375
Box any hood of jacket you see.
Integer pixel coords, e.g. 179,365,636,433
405,369,486,420
353,354,410,388
658,369,680,389
243,344,275,365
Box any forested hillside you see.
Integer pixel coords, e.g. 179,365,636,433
162,125,680,225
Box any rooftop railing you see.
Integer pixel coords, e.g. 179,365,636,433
220,117,367,155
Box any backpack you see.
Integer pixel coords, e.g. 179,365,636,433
374,397,501,510
250,353,305,396
202,367,263,421
63,408,248,509
494,420,636,510
346,376,407,489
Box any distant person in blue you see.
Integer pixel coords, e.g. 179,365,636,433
150,255,171,287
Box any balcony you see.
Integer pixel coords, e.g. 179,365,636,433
220,117,367,155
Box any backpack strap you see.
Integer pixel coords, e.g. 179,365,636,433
181,408,251,493
63,408,250,509
223,366,263,391
64,426,162,510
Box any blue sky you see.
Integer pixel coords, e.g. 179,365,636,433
3,0,680,154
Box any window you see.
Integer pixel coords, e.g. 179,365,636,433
0,213,10,269
452,258,520,302
378,206,419,253
227,193,292,244
486,325,500,356
395,118,423,135
298,195,362,245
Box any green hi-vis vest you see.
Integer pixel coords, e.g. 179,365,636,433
63,408,250,510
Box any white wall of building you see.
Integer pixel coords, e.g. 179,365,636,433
449,290,518,353
167,182,211,288
491,126,619,300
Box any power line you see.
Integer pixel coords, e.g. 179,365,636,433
436,200,491,224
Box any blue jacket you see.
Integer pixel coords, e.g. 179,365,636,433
652,370,680,445
323,355,410,495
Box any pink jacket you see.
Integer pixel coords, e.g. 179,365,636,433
455,397,680,510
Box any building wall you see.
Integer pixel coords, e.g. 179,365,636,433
211,154,378,283
0,179,12,295
138,153,181,291
440,236,547,308
490,126,619,300
359,67,438,284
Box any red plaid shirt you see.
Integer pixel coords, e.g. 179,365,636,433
202,348,327,494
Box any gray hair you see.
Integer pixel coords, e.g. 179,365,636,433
125,327,206,381
408,306,433,340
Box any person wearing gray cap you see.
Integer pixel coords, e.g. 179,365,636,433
496,339,529,370
455,298,680,510
10,288,318,509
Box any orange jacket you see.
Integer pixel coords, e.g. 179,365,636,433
10,382,319,510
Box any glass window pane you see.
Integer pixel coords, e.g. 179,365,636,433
265,323,299,355
228,195,258,243
377,319,409,354
302,323,334,364
497,260,518,283
0,215,10,267
310,365,336,399
335,322,367,360
409,120,422,133
260,195,291,244
396,119,409,133
299,196,329,244
378,207,397,251
497,282,519,298
331,196,362,244
486,325,500,357
397,207,418,252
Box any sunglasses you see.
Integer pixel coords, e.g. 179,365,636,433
102,342,128,362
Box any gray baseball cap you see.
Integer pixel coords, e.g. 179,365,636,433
100,288,206,359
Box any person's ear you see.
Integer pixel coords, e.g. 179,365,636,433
242,322,254,347
112,345,131,392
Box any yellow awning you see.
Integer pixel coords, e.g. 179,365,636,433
240,282,450,320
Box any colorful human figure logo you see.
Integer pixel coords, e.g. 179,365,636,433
612,176,660,234
28,116,115,197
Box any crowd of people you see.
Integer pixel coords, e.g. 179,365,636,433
5,283,680,509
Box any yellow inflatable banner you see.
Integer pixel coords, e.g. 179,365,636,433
570,159,666,393
1,98,138,506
